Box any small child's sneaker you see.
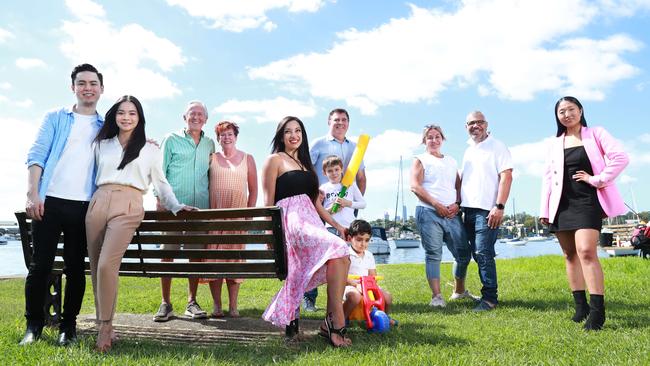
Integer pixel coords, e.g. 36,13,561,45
449,290,480,302
429,294,447,308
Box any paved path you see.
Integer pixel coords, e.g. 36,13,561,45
78,313,321,345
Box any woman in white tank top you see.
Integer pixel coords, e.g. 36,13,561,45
411,125,476,308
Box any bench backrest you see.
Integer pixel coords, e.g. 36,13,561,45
15,207,288,280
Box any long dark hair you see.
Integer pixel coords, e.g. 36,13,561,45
95,95,146,169
554,96,588,137
271,116,319,201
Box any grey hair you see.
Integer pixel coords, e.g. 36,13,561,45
466,110,487,123
184,100,208,118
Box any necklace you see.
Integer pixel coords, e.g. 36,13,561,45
282,151,305,171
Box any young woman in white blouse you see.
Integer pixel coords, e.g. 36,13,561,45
85,95,193,352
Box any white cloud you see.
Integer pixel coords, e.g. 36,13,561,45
15,58,47,69
249,0,644,114
213,97,317,124
639,133,650,143
0,118,38,220
365,166,400,191
0,95,34,108
65,0,106,18
167,0,329,32
596,0,650,17
0,82,11,90
14,99,34,108
619,174,637,184
363,129,423,166
60,0,186,101
509,137,554,178
0,27,14,43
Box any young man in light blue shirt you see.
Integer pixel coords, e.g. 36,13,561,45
22,64,104,346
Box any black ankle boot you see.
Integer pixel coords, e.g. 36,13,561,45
571,290,590,322
584,294,605,331
285,319,299,339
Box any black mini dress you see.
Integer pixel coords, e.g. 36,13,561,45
549,146,604,233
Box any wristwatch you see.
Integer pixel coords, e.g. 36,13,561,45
495,203,505,210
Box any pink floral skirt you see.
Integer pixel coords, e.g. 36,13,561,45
262,194,349,327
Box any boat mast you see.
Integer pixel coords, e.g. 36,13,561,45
393,156,401,227
400,155,406,225
512,198,517,238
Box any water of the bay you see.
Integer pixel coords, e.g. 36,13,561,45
1,238,611,277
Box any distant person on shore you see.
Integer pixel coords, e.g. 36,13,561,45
539,96,628,330
410,125,475,308
342,219,396,325
86,95,194,352
460,111,513,311
261,116,351,347
202,121,258,318
22,63,104,346
305,108,367,312
153,101,216,323
320,155,366,231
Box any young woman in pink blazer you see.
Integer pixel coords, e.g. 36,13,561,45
539,96,628,331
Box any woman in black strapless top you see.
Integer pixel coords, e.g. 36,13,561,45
261,116,351,348
540,97,629,331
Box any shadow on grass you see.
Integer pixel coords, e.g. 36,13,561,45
98,321,469,364
390,300,478,315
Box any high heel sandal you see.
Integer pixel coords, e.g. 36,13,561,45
318,313,351,348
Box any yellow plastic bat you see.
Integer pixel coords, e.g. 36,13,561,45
331,134,370,213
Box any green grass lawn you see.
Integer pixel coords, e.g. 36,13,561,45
1,255,649,365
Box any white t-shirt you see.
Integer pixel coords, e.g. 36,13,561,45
348,246,376,276
415,152,458,209
460,135,513,211
320,181,366,227
46,113,101,201
94,137,184,213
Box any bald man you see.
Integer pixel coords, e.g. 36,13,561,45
459,111,513,311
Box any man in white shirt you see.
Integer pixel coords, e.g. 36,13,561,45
22,64,104,346
460,111,513,312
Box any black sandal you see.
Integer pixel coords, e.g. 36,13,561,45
319,313,350,347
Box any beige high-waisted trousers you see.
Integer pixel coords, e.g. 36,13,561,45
86,184,144,322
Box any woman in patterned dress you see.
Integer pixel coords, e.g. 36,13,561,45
261,116,351,347
203,121,257,318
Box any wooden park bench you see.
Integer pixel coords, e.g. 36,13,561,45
15,207,287,325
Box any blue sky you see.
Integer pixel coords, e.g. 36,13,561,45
1,0,649,222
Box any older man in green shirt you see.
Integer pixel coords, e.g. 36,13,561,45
153,101,216,322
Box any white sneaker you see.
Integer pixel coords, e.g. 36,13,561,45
429,294,447,308
449,290,480,302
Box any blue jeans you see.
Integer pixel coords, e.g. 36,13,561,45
304,287,318,303
416,206,471,281
463,207,499,304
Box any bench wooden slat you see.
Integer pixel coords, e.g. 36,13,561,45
133,234,275,245
50,266,278,278
143,207,281,220
114,272,279,278
138,220,273,231
53,248,276,260
53,261,277,273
